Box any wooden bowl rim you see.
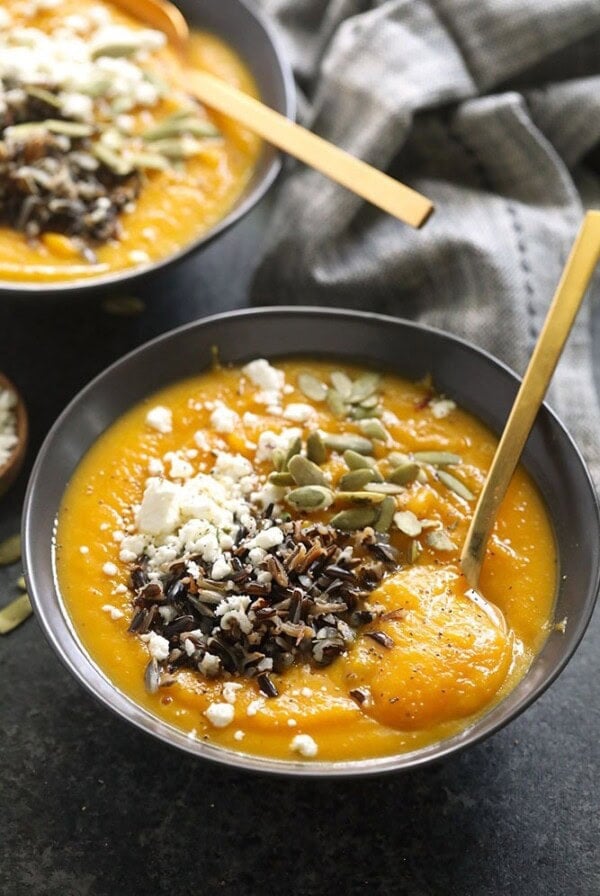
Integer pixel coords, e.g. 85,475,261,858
0,371,28,488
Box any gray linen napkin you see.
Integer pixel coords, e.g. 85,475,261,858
252,0,600,483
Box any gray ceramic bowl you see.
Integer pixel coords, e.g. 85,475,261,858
0,0,294,299
23,308,600,776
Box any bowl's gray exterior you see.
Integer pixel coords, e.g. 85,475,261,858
22,308,600,776
0,0,295,299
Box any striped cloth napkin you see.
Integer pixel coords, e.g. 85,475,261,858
252,0,600,482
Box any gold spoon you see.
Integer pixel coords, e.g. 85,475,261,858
109,0,434,229
461,210,600,625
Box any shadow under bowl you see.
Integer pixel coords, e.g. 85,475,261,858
0,0,295,300
22,307,600,775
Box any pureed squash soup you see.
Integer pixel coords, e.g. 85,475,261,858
0,0,261,283
55,358,558,763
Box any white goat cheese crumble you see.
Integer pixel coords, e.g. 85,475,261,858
135,478,181,536
429,398,456,419
101,604,123,620
290,734,319,758
210,402,239,433
204,702,235,728
140,630,170,661
242,359,284,392
283,403,315,423
145,405,172,433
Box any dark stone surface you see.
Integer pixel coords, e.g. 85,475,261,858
1,203,599,895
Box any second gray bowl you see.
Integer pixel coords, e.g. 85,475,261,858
0,0,295,299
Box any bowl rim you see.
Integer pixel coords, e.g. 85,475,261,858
0,0,296,297
22,306,600,776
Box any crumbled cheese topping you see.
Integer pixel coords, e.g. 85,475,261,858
210,402,239,434
101,604,123,620
243,359,284,392
140,630,170,661
290,734,318,758
282,403,315,423
429,398,456,419
222,682,243,705
145,406,172,434
254,428,301,464
0,18,166,121
246,698,265,717
204,702,235,728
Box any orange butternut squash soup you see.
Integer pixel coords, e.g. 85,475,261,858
0,1,261,283
55,359,557,762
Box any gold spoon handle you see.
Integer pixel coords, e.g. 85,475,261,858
186,71,433,229
461,210,600,589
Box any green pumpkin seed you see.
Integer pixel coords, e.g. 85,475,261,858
0,594,32,634
339,469,377,491
102,296,146,316
364,482,405,495
286,485,334,511
16,575,26,591
0,534,21,566
45,119,94,138
271,448,286,472
25,86,62,108
149,136,202,159
297,373,327,402
334,491,385,506
350,405,381,420
128,151,170,171
437,470,474,501
408,540,422,563
359,394,379,409
144,115,219,141
79,77,113,98
349,372,380,403
426,529,457,551
325,389,347,418
330,507,378,531
284,436,302,469
5,122,47,138
288,454,327,487
91,36,154,59
343,449,376,470
323,434,373,455
142,70,169,97
394,510,422,537
268,471,295,486
306,431,327,465
387,451,411,467
413,451,462,466
92,143,134,176
330,371,353,400
375,496,396,533
359,419,388,441
388,462,420,485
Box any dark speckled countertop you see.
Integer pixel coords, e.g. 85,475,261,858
1,203,599,895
